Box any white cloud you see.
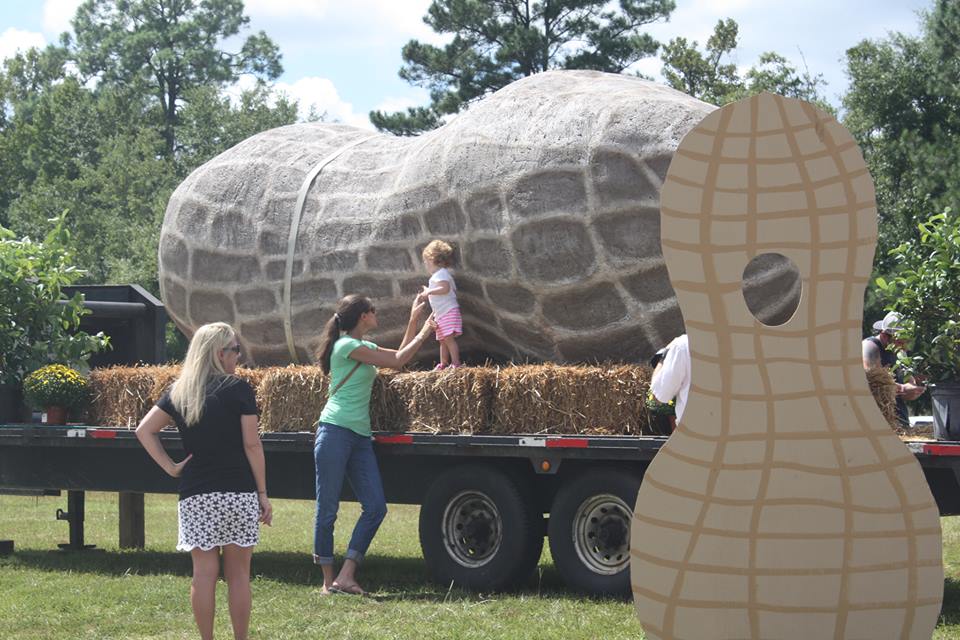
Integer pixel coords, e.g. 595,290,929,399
43,0,84,36
228,74,372,129
245,0,331,20
372,89,431,115
0,28,46,62
277,76,372,128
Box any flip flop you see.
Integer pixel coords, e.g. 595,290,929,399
329,585,366,597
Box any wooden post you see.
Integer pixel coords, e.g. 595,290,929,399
119,492,145,549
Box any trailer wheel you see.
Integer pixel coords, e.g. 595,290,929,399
547,468,641,596
419,465,543,591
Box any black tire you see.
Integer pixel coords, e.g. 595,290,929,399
419,465,543,591
547,467,642,596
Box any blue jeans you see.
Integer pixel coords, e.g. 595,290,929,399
313,422,387,565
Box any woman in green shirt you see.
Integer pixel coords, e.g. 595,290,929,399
313,294,435,596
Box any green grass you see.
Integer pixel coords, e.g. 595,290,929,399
2,493,960,639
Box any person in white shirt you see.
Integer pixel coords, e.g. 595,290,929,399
650,334,690,423
417,240,462,370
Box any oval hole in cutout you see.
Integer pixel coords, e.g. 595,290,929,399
741,253,802,326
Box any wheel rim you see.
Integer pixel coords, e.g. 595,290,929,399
441,490,503,568
572,494,632,575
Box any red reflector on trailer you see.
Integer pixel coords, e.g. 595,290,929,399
375,435,413,444
923,444,960,456
89,429,117,439
546,438,589,448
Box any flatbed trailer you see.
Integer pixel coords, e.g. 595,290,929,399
2,424,959,595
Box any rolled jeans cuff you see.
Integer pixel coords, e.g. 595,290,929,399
313,554,334,565
345,548,365,564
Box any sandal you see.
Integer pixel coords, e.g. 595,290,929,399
329,584,366,596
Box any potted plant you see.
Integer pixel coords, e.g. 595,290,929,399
22,365,91,425
876,207,960,438
645,390,676,435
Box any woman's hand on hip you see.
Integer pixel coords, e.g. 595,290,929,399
166,454,193,478
258,493,273,526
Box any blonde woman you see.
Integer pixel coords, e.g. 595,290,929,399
136,322,271,640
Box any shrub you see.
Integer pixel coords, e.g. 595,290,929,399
877,208,960,382
0,213,110,386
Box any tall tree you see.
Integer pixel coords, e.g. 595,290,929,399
660,18,829,109
68,0,283,155
176,84,299,169
371,0,676,135
843,0,960,276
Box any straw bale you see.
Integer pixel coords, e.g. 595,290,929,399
235,367,269,397
370,370,408,431
147,365,183,404
88,366,159,428
867,366,899,431
490,363,653,435
384,367,496,434
258,366,328,433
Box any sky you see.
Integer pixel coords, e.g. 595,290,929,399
0,0,933,130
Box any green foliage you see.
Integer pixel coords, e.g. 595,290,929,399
660,18,830,109
0,214,109,386
68,0,283,154
844,0,960,286
369,106,441,137
372,0,676,135
875,208,960,382
0,1,299,293
22,364,91,409
176,84,298,170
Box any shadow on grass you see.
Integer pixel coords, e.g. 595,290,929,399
0,549,625,602
938,577,960,625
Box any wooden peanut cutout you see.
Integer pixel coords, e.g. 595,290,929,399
630,93,942,640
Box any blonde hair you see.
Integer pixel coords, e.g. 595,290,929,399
169,322,236,426
422,239,455,268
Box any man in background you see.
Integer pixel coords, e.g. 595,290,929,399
862,311,926,428
650,334,690,423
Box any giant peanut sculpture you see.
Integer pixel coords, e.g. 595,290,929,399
630,93,943,639
159,70,801,366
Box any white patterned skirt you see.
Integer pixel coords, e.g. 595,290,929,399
177,491,260,551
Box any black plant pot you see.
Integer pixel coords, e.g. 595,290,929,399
932,382,960,441
0,383,25,424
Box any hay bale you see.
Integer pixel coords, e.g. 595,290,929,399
383,368,496,434
258,366,328,433
867,366,899,431
490,364,653,435
89,362,655,436
88,366,158,428
149,365,268,404
370,369,408,431
235,367,268,397
147,365,183,404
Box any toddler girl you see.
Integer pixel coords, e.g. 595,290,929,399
418,240,462,369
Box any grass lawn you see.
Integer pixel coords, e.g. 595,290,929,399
1,492,959,639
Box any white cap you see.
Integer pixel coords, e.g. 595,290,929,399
872,311,903,334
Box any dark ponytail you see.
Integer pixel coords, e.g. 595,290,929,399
315,294,373,373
